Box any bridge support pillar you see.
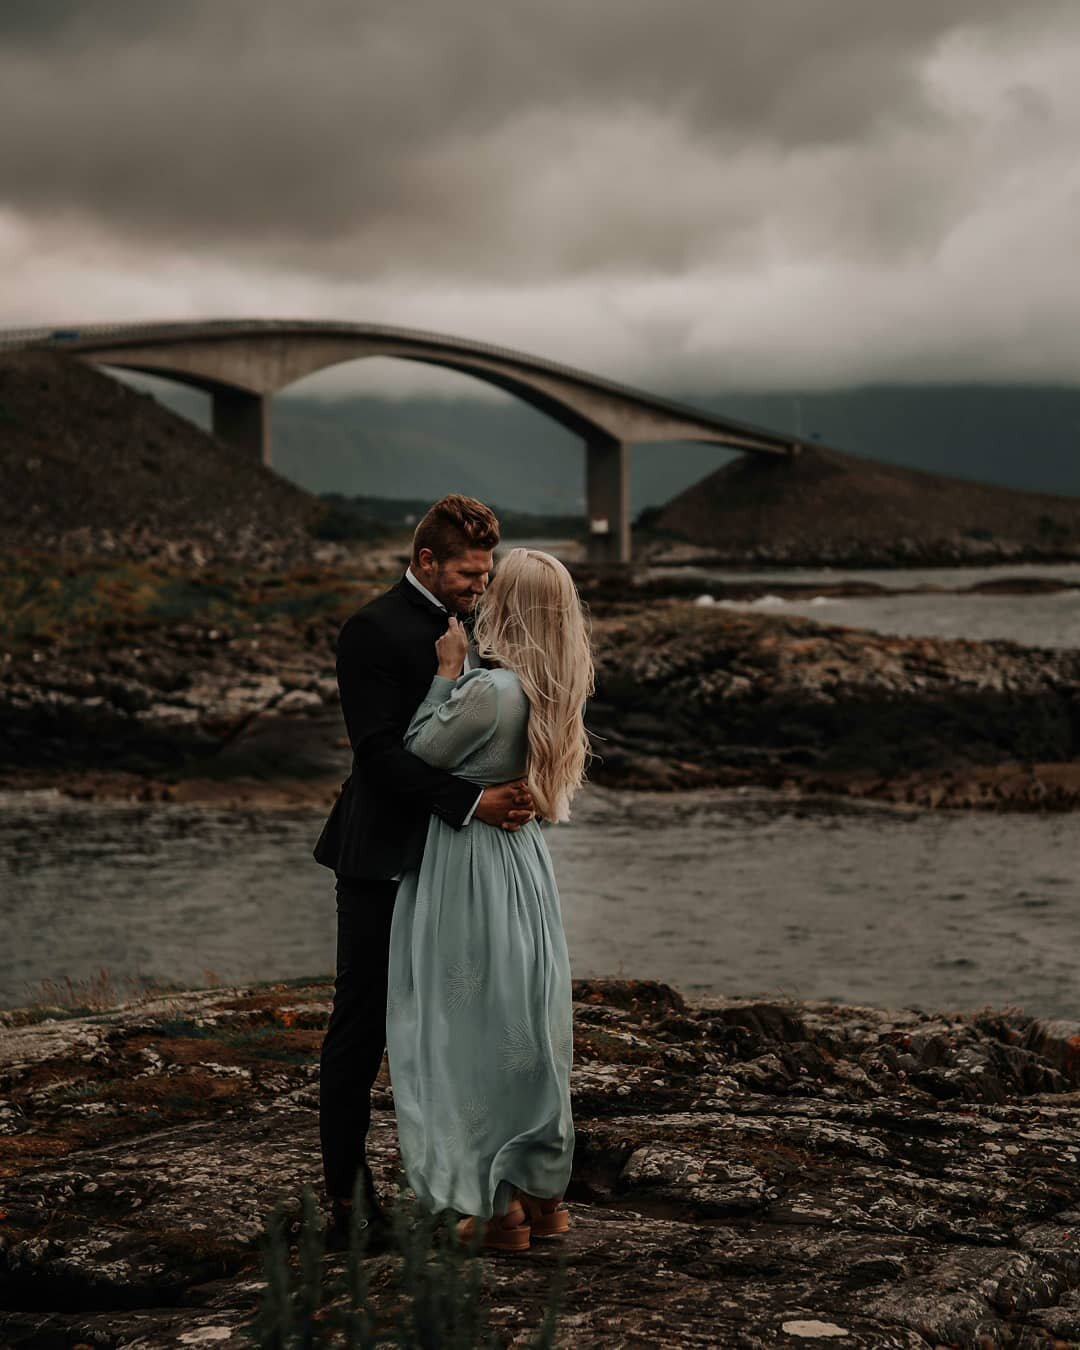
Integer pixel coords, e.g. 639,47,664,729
212,389,270,465
585,435,630,565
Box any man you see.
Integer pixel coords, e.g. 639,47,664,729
313,494,533,1251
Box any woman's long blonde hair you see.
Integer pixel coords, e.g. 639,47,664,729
473,548,594,823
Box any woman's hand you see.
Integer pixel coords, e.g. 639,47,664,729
435,616,469,678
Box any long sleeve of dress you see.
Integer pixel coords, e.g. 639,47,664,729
405,670,500,773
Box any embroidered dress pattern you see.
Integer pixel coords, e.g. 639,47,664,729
499,1018,547,1077
445,1095,491,1156
445,957,485,1012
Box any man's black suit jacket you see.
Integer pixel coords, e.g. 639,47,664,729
313,577,480,879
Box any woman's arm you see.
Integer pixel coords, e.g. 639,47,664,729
404,670,500,771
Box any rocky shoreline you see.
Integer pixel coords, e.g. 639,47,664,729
580,565,1080,606
4,551,1080,811
637,536,1080,571
584,601,1080,811
3,978,1080,1347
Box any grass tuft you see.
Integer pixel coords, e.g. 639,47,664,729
252,1180,565,1348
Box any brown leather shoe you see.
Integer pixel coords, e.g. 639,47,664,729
518,1194,570,1237
456,1199,531,1253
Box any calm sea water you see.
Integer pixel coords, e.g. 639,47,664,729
648,561,1080,649
2,788,1077,1018
516,545,1080,648
651,562,1080,590
4,561,1078,1019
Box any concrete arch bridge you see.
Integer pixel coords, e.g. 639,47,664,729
3,319,808,562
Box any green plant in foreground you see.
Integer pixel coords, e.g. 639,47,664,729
252,1182,564,1349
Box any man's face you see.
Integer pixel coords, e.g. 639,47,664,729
416,546,493,615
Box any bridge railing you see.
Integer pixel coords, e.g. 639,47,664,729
0,320,197,350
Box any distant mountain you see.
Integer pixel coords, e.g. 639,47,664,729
125,375,1080,515
273,398,512,504
656,443,1080,565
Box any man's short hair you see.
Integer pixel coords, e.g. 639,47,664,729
412,495,500,564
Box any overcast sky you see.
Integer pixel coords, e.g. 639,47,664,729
3,1,1080,397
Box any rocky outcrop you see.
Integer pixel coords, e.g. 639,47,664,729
651,444,1080,567
585,604,1080,807
3,979,1080,1346
0,620,347,782
3,560,1080,809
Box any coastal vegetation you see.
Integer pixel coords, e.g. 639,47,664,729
0,549,367,655
255,1187,563,1348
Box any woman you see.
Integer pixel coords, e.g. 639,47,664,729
385,547,593,1251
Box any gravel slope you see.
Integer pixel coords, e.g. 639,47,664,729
656,443,1080,565
0,351,320,564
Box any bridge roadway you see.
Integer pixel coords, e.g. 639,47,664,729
1,319,808,563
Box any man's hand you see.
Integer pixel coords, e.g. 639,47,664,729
474,778,536,831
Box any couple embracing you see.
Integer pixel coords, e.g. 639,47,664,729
313,494,592,1254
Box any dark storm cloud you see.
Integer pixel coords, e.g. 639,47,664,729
0,0,1064,267
0,0,179,43
3,1,1080,388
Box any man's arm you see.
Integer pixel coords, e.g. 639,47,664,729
337,614,531,831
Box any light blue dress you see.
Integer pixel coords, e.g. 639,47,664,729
386,667,574,1220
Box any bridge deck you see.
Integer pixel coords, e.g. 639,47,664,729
0,319,827,562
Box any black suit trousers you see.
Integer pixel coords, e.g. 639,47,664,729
318,876,397,1200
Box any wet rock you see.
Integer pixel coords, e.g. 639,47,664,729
619,1143,771,1215
6,571,1080,811
1027,1287,1080,1340
586,605,1080,806
0,1105,328,1310
1023,1018,1080,1079
7,979,1080,1345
